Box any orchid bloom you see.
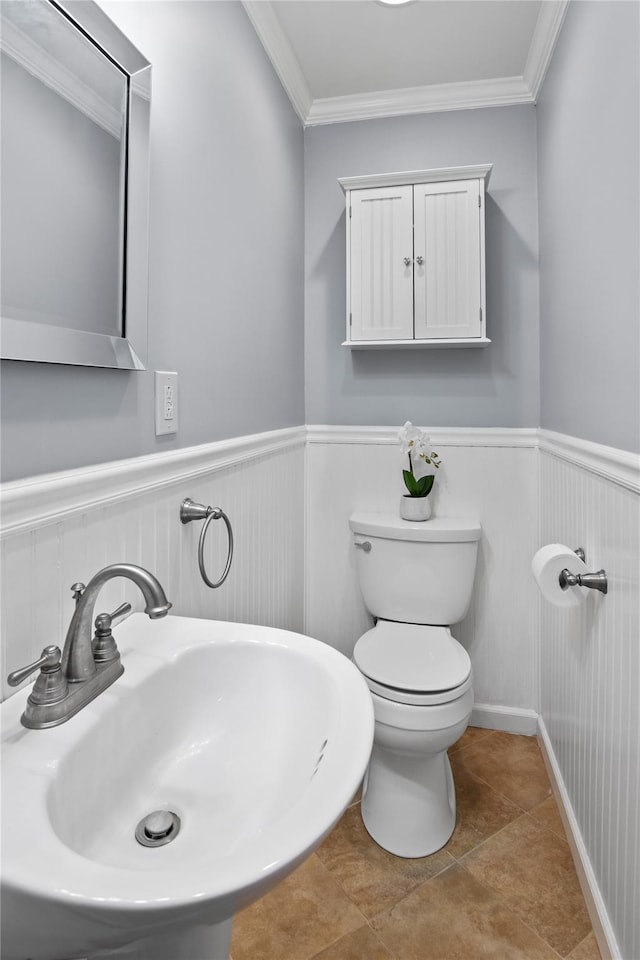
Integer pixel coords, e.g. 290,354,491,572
398,422,434,463
398,422,443,497
398,421,425,457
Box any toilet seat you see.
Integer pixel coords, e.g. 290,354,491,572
354,621,472,706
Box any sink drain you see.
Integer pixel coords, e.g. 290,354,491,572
135,810,181,847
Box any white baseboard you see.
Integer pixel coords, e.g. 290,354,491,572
471,703,539,736
537,718,619,960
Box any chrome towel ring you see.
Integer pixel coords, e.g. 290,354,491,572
180,498,234,589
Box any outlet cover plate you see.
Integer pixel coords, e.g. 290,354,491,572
155,371,178,435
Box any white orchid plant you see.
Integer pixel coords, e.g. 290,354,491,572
398,421,442,498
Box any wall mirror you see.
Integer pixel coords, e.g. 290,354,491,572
0,0,151,369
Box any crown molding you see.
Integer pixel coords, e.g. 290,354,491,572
0,13,122,138
244,1,569,126
241,0,312,125
524,0,570,102
306,75,533,126
338,164,493,192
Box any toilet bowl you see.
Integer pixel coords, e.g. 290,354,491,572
354,621,473,857
349,513,481,858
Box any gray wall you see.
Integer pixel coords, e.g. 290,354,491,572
537,0,640,454
0,1,305,482
4,0,637,482
304,106,540,428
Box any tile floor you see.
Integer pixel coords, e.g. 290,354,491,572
231,728,602,960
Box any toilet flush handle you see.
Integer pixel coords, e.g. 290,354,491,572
354,540,372,553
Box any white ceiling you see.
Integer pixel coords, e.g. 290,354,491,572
242,0,569,126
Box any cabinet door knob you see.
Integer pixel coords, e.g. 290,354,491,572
415,255,424,266
403,256,412,267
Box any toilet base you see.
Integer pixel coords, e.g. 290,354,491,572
361,708,470,859
362,747,456,858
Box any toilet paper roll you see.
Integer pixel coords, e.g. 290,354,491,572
532,543,588,608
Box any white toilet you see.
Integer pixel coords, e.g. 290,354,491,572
349,512,481,858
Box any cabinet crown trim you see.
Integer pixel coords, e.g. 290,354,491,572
338,164,493,193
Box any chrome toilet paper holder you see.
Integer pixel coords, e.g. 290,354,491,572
559,548,608,595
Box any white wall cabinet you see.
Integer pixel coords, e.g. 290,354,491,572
339,166,492,348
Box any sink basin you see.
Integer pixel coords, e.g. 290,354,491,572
1,615,374,960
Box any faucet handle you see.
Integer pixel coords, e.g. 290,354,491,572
92,603,132,663
8,645,62,687
105,602,132,626
8,645,69,711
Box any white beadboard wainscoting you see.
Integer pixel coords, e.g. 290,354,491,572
0,428,305,702
1,423,638,958
303,425,639,958
537,431,640,960
304,425,540,728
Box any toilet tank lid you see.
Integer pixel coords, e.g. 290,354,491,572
349,513,481,542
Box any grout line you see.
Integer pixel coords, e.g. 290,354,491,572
448,726,497,755
521,807,573,846
449,751,552,815
293,855,370,960
362,862,463,959
455,860,566,960
453,809,530,864
318,814,459,926
567,931,604,960
526,798,572,843
449,759,531,815
454,803,573,871
308,850,370,923
308,921,395,960
306,924,366,960
363,857,459,923
318,801,459,925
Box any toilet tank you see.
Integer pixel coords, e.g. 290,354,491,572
349,513,481,625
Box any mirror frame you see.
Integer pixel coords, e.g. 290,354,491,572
0,0,151,370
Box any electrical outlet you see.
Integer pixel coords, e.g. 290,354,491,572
155,371,178,435
163,384,174,420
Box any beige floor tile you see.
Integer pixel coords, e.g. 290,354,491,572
232,732,598,960
231,854,365,960
447,763,525,858
566,932,602,960
371,862,560,960
315,803,454,918
529,795,568,841
310,924,394,960
452,731,552,810
461,814,592,956
449,725,497,754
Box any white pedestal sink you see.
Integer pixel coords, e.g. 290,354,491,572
1,615,374,960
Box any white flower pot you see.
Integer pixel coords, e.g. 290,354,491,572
399,495,432,522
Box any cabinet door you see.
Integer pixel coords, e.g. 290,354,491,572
349,185,414,341
413,179,483,340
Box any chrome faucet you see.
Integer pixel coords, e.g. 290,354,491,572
7,564,172,729
62,563,172,682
